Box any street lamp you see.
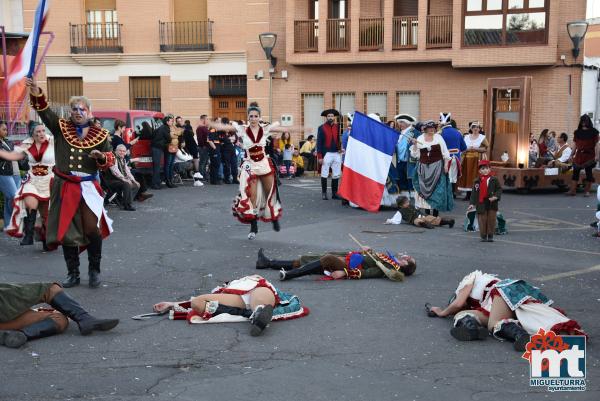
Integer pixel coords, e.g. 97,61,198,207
259,32,277,122
567,20,588,59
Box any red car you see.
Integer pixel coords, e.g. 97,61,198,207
93,110,164,170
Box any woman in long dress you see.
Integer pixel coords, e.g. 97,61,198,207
0,123,54,248
410,120,454,216
458,121,488,200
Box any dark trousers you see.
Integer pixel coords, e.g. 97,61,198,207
295,167,305,177
198,147,209,178
164,152,175,181
209,151,221,184
477,209,497,239
151,147,163,187
572,162,595,182
106,180,136,206
222,149,238,183
283,160,292,177
131,170,148,195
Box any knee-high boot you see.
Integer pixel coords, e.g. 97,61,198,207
279,259,323,281
0,318,60,348
62,245,80,288
87,234,102,288
256,248,298,270
494,319,530,352
321,177,328,200
331,178,340,200
20,209,37,246
50,291,119,335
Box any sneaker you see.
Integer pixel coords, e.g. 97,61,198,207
248,232,256,240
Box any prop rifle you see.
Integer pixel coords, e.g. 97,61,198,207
348,234,404,282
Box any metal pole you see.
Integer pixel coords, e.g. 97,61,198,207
269,68,273,123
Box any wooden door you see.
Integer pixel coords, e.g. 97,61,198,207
212,97,247,121
485,77,532,167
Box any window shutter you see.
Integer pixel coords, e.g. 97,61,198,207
302,93,324,136
397,91,420,120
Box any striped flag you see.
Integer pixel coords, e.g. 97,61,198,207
5,0,51,89
338,112,400,212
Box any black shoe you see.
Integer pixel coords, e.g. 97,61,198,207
123,205,136,211
495,321,529,352
448,219,455,229
0,330,27,348
50,291,119,335
250,305,273,336
331,194,341,200
487,235,494,242
89,271,101,288
450,315,488,341
166,180,176,188
248,220,258,240
272,220,280,232
480,238,487,242
62,274,80,288
62,245,80,287
151,185,162,190
322,193,328,200
20,209,36,246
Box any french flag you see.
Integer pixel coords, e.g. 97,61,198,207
6,0,51,89
338,112,399,212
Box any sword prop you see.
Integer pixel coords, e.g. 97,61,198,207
131,309,170,320
348,234,404,282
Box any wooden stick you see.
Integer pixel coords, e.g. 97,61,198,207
348,234,404,281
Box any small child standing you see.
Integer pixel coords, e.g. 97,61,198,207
396,196,455,229
283,143,294,178
468,160,502,242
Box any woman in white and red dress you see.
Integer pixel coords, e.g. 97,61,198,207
231,102,284,240
427,270,585,352
0,123,54,249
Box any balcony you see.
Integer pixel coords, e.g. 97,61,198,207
294,19,318,52
426,15,452,48
392,16,418,50
359,18,384,51
327,19,350,52
69,23,123,54
159,20,214,52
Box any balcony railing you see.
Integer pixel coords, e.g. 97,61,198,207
294,19,318,52
159,20,214,52
393,16,418,49
327,19,350,51
359,18,384,51
426,15,452,48
69,23,123,54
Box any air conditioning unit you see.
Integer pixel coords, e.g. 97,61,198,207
280,114,293,126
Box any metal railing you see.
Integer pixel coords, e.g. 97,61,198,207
294,19,319,52
159,20,214,52
426,15,452,48
359,18,384,51
327,19,350,51
393,16,418,49
69,23,123,53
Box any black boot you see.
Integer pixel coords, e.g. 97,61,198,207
440,218,455,228
487,234,494,242
272,220,280,232
450,314,488,341
279,259,322,281
331,178,340,200
321,177,328,200
256,248,297,270
49,291,119,335
206,301,253,318
250,304,273,336
87,234,103,288
0,318,60,348
20,209,37,246
248,220,258,240
62,245,80,288
166,179,176,188
495,320,529,352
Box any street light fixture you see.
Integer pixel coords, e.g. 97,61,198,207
259,32,277,68
567,20,588,59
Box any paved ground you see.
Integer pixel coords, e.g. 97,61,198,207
0,177,598,401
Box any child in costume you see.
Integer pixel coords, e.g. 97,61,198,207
427,271,585,352
468,160,501,242
396,196,455,229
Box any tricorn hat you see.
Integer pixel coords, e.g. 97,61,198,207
395,114,416,124
321,109,340,117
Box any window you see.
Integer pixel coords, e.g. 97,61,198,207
86,10,118,39
302,93,324,136
396,91,420,121
209,75,247,97
364,92,387,122
47,77,83,106
332,92,355,130
130,77,161,112
463,0,548,46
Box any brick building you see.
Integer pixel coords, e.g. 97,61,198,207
18,0,590,167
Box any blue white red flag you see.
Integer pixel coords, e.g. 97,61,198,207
338,112,400,212
5,0,51,89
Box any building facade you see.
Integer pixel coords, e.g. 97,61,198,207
25,0,588,166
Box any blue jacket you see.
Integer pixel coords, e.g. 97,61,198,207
441,126,467,160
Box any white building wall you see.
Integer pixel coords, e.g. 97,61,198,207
581,56,600,129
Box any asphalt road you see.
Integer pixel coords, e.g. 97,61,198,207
0,177,598,401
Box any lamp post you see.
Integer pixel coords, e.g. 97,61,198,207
259,32,277,123
567,20,588,59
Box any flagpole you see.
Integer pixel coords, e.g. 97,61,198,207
1,26,9,125
27,0,47,79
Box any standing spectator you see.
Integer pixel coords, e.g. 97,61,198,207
282,143,293,178
292,149,304,177
0,121,21,231
468,160,502,242
220,118,238,184
138,121,154,140
299,134,316,171
196,115,210,179
151,115,172,189
207,120,222,185
182,119,199,174
104,145,139,211
568,114,599,196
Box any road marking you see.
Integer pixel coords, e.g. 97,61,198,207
491,238,600,257
535,264,600,281
513,211,585,227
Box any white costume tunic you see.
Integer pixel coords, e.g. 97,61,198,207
232,124,282,223
6,135,55,238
